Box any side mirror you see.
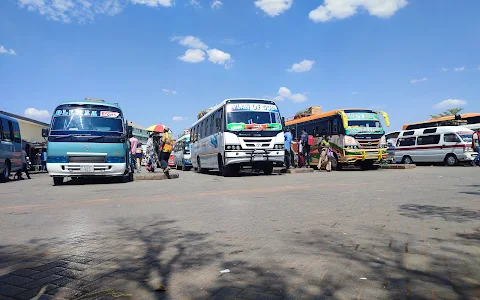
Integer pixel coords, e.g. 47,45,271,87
42,128,49,138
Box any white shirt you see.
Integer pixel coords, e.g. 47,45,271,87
473,132,480,147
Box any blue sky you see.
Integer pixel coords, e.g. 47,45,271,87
1,0,479,135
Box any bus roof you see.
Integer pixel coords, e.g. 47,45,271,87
285,108,375,126
56,101,121,109
402,113,480,130
191,98,278,127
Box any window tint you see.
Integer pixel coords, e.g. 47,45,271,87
397,137,416,147
444,133,460,143
0,118,3,140
1,119,13,141
417,135,440,145
403,131,415,136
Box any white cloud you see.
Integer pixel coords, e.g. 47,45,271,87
289,93,307,103
162,89,177,95
222,38,244,47
254,0,293,17
454,66,465,72
172,116,186,121
178,49,206,63
410,77,427,84
0,46,17,55
352,91,359,95
309,0,408,23
433,99,467,109
24,108,50,119
206,48,234,68
130,0,172,7
16,0,173,22
268,86,308,102
441,67,448,72
172,36,208,50
211,0,222,9
288,59,315,73
187,0,202,8
278,87,291,98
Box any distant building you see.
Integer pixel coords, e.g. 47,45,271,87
128,121,148,144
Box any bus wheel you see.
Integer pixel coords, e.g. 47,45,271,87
53,177,64,186
444,154,458,166
1,161,11,182
263,163,274,175
331,154,342,171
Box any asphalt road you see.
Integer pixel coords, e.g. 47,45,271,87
0,167,479,300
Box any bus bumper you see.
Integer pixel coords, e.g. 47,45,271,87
224,150,284,165
343,149,388,164
47,163,127,177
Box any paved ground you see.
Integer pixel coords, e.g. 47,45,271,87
0,167,479,300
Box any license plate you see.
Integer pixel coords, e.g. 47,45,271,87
80,165,94,173
253,155,264,161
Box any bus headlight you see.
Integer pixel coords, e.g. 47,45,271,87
274,144,283,149
227,145,242,150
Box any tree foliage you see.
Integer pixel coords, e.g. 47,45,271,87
430,108,463,119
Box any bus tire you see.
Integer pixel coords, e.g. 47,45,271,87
1,161,11,182
331,154,342,171
218,155,231,177
53,177,63,186
263,163,274,175
197,157,206,174
402,156,413,164
181,161,187,171
444,154,458,166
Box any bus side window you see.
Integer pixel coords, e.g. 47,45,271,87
12,122,21,143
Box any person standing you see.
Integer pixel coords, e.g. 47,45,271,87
136,146,143,173
473,128,480,166
317,136,332,172
284,128,294,169
300,129,311,168
160,127,173,174
146,133,156,172
16,146,31,179
129,133,139,173
41,149,47,171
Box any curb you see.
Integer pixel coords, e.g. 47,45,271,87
380,164,416,169
274,168,315,174
134,173,180,180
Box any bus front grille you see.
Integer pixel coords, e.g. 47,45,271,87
68,156,106,163
358,140,379,149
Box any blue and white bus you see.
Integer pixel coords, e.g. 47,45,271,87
190,98,285,176
0,113,23,182
43,100,132,185
173,130,192,171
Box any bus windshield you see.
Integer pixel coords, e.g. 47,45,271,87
346,112,384,135
51,106,124,135
226,103,282,131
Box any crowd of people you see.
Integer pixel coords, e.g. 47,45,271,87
129,127,174,175
283,128,333,172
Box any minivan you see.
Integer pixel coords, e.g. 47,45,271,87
394,126,477,166
0,113,23,181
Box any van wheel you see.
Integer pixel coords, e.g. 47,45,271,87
402,156,413,164
1,161,11,182
53,177,64,186
445,154,458,166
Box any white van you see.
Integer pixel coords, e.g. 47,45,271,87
394,126,477,166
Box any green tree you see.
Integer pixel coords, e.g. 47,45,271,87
430,108,463,119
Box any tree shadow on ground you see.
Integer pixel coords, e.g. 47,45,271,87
398,204,480,223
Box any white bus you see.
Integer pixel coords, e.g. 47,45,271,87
173,131,192,171
190,99,285,176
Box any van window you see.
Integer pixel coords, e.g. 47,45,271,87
1,118,13,141
444,134,460,143
417,135,440,145
397,137,416,147
12,122,21,143
423,128,437,134
403,131,415,136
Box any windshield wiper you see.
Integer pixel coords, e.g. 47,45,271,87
88,135,123,141
53,134,88,140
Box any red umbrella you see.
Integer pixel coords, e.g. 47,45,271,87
146,124,164,133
